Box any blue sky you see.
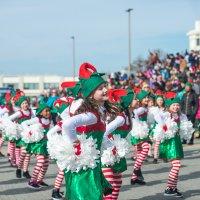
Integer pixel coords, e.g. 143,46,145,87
0,0,200,76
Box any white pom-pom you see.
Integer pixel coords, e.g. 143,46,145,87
21,123,44,143
101,135,130,166
130,119,149,139
147,107,159,125
180,119,194,142
153,113,178,142
47,133,100,172
1,117,21,140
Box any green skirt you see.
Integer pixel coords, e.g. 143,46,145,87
112,157,127,173
159,134,184,160
16,138,27,148
130,136,150,145
64,163,112,200
26,139,48,156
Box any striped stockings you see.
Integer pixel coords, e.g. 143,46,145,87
102,168,122,200
131,142,149,180
37,156,49,183
15,147,21,166
18,147,30,171
31,155,45,182
153,140,160,159
167,160,181,189
54,170,64,189
9,142,16,164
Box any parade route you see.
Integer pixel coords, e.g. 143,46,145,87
0,141,200,200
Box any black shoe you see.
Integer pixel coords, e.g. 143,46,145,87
23,171,31,179
0,152,5,157
131,178,146,185
188,141,194,145
174,188,183,198
28,181,41,189
164,187,183,198
52,189,63,200
37,181,49,187
152,159,158,164
134,169,144,181
16,169,22,178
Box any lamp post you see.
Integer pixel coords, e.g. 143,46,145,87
126,8,133,76
71,36,76,80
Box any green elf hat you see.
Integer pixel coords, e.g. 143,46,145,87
164,91,180,107
15,96,29,107
136,90,150,101
53,97,74,114
185,82,192,88
80,72,106,98
61,81,81,98
120,88,134,109
79,62,97,79
36,103,50,116
67,82,81,99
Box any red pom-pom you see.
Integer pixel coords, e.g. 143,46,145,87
79,62,97,79
108,89,127,103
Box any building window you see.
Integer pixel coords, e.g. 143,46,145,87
197,38,200,46
44,83,59,89
23,83,39,90
3,83,19,89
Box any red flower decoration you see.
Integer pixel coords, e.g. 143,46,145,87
74,143,81,156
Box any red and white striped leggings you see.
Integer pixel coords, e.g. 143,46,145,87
153,140,160,159
131,142,149,180
167,159,181,189
31,155,49,183
8,142,16,164
54,169,64,189
102,168,122,200
18,146,30,172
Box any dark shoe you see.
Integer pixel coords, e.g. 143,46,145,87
174,188,183,198
52,189,63,200
138,169,144,181
23,171,31,179
131,178,146,185
182,140,187,144
188,141,194,145
152,159,158,164
28,181,41,189
103,187,113,196
134,169,144,181
0,152,5,157
164,187,183,198
16,169,22,178
37,181,49,187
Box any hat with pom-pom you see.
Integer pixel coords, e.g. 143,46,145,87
36,103,50,116
79,62,97,79
164,91,180,107
80,72,106,98
136,90,149,101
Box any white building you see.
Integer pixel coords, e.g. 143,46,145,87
0,75,78,96
187,20,200,51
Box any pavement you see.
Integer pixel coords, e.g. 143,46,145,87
0,140,200,200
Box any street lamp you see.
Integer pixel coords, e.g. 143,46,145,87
71,36,76,80
126,8,133,76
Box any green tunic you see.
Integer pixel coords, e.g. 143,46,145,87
26,128,49,156
131,110,150,145
64,113,112,200
159,133,184,160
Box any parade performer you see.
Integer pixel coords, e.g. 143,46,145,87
21,103,52,189
102,88,135,200
130,90,150,185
